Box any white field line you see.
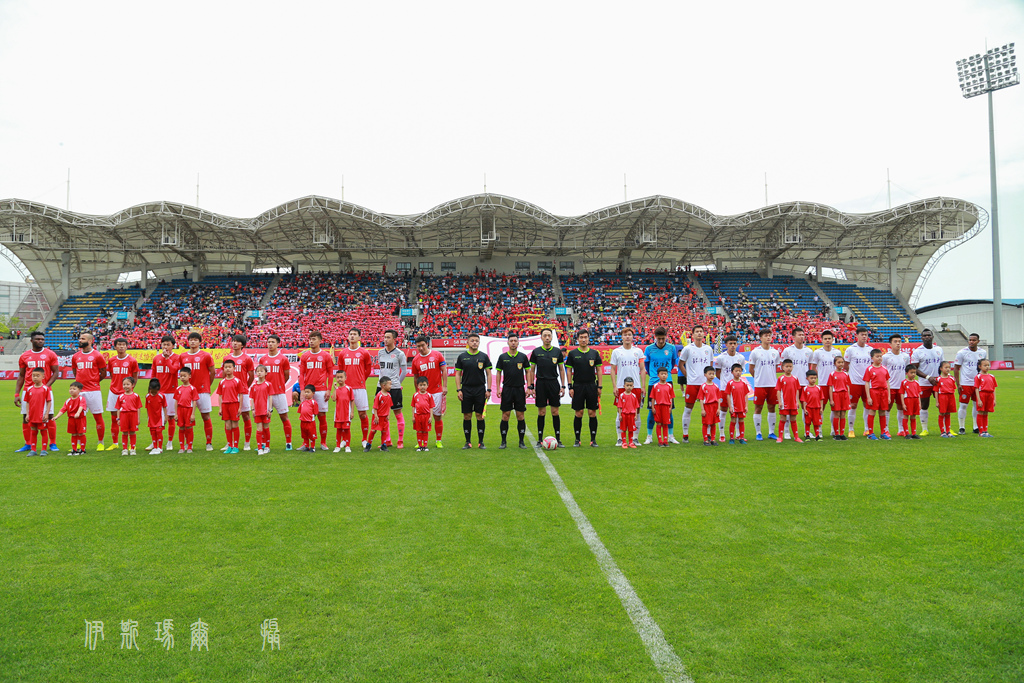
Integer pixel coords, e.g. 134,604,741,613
528,432,693,683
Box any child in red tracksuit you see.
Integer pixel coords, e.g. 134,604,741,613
900,365,922,439
827,357,852,441
696,367,723,446
649,367,675,446
800,371,824,440
174,368,199,452
332,370,355,452
935,361,958,437
616,378,640,449
23,368,54,456
59,381,88,456
249,365,272,454
298,385,319,451
412,377,434,451
115,377,142,455
975,359,997,437
364,377,394,452
724,364,749,444
145,379,167,454
863,349,891,439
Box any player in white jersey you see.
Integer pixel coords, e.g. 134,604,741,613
809,329,842,434
748,327,781,440
881,334,911,436
609,327,646,446
953,332,988,434
678,324,715,442
843,326,874,437
911,328,943,435
714,334,746,442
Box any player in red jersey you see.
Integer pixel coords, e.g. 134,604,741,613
71,332,108,449
115,377,142,455
107,337,140,452
263,334,294,450
152,335,181,447
58,381,88,456
299,330,335,450
335,328,373,446
649,367,675,446
174,367,200,452
410,335,448,447
15,330,59,453
975,359,997,437
696,366,723,445
180,331,216,450
826,357,852,440
144,379,167,454
249,365,273,454
217,359,245,453
724,362,750,443
800,371,825,440
225,334,256,451
23,368,54,455
900,365,922,439
775,359,803,443
862,348,891,439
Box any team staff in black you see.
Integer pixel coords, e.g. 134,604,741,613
495,332,529,449
528,328,567,447
565,329,603,447
454,333,492,449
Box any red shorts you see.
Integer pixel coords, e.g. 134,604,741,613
730,411,746,420
414,414,431,432
977,392,995,413
958,385,977,404
177,406,195,428
753,387,777,406
334,419,351,430
805,407,822,425
29,421,48,431
255,414,271,424
889,389,904,411
300,421,316,438
937,394,956,414
653,404,672,424
830,393,851,412
919,385,934,400
67,416,87,434
779,408,798,416
221,403,239,421
620,413,637,431
684,385,701,404
118,412,139,432
868,388,889,411
850,384,867,405
902,397,920,417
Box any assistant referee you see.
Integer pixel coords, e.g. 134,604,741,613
454,333,492,449
565,329,603,447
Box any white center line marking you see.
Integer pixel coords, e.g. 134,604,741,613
528,432,693,683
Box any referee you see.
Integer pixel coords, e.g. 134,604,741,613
454,333,492,449
528,328,567,447
495,332,529,449
565,329,603,447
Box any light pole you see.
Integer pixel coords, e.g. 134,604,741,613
957,42,1018,361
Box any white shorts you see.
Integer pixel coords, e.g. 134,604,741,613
161,393,177,417
20,390,27,416
352,388,369,412
431,391,446,417
106,390,121,412
314,390,329,413
82,390,103,414
196,392,212,414
271,393,290,415
240,394,251,412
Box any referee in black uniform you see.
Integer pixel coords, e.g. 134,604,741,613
565,329,603,447
528,328,567,447
454,333,492,449
495,332,529,449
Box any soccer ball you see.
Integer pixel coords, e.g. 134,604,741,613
542,436,559,450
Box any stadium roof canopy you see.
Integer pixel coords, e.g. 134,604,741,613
0,193,986,308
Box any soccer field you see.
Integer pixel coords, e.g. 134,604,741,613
2,374,1022,682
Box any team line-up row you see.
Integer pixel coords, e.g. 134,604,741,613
14,323,998,456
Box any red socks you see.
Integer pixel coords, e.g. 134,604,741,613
95,413,106,443
317,413,328,446
244,419,252,445
434,418,443,441
204,417,214,445
362,415,371,442
110,413,120,446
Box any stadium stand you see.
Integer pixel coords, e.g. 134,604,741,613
816,281,921,342
45,288,142,350
411,271,566,339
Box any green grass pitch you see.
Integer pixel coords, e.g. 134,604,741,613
2,373,1022,682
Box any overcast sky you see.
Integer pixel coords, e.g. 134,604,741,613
1,0,1021,307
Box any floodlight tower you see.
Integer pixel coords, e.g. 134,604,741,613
956,42,1018,361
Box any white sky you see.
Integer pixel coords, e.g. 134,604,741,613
1,0,1021,307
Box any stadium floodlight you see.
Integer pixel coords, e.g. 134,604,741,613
956,42,1018,362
